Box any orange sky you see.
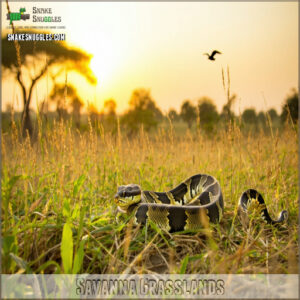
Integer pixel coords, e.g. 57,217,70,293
1,2,298,114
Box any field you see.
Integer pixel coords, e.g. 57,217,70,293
1,120,298,274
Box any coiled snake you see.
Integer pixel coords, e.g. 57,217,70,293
114,174,288,232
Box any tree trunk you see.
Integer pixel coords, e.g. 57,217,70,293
22,105,32,137
16,61,52,139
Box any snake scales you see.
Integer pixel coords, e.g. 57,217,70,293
114,174,288,233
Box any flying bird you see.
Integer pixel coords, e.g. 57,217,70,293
203,50,222,61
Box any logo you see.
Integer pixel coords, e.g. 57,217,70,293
6,8,30,25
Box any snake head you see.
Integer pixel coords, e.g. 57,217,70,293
114,184,142,211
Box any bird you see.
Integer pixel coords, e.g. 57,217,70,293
203,50,222,61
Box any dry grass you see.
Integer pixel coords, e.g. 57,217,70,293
1,119,298,274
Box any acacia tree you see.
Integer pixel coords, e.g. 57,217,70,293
2,30,96,136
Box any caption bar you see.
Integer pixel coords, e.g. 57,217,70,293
1,274,298,299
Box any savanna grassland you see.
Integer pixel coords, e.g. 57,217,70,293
1,120,298,275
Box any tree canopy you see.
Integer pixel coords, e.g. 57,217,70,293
242,108,257,124
198,97,219,133
122,88,162,134
128,88,163,120
281,89,298,124
49,83,83,120
180,100,197,129
103,99,117,117
167,108,180,122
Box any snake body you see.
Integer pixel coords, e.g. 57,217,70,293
115,174,288,232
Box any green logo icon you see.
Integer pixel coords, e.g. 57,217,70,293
7,8,30,25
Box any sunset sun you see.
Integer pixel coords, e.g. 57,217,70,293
86,35,125,87
90,54,113,84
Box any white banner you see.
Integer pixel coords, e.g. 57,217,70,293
1,274,298,299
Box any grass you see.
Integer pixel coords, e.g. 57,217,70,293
1,119,298,274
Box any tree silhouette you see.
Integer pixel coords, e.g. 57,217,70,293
88,102,100,125
242,108,257,124
103,99,117,117
180,100,197,129
221,93,236,123
197,97,219,133
102,98,117,132
2,29,96,137
281,89,298,124
267,108,278,121
129,88,163,120
257,111,267,128
72,98,84,128
266,108,279,127
49,83,83,125
168,108,180,122
122,88,162,134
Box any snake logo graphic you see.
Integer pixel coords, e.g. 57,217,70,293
6,8,30,25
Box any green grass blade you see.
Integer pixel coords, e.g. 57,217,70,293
61,222,73,274
179,255,189,274
73,240,85,274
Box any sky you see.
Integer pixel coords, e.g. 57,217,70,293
1,2,298,114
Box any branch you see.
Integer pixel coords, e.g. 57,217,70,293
49,67,65,82
25,58,55,112
16,70,27,107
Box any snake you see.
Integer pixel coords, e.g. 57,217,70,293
114,174,288,233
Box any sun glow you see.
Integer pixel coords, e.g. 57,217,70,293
89,45,120,85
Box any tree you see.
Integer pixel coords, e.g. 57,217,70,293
2,29,96,137
281,89,298,124
197,97,219,133
122,88,162,134
242,108,257,124
49,83,83,125
266,108,280,127
180,100,197,129
221,93,236,123
267,108,279,122
257,111,267,127
88,102,100,125
102,98,117,132
128,88,163,120
103,99,117,117
71,98,84,127
167,108,180,122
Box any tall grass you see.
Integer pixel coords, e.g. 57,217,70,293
1,119,298,274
